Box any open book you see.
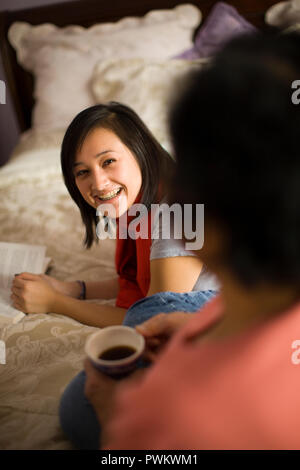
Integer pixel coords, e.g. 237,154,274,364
0,242,51,325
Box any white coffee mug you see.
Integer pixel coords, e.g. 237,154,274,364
85,325,145,376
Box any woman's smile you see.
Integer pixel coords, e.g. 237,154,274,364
95,187,123,202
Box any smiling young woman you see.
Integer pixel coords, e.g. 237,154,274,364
10,102,218,328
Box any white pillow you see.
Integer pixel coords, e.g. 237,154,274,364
8,4,201,132
91,57,208,153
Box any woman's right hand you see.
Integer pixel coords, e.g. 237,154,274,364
136,312,193,363
40,274,80,298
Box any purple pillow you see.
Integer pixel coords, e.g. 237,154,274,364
175,2,257,59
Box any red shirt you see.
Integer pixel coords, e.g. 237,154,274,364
115,208,152,309
106,295,300,449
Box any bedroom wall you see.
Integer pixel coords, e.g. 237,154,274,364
0,0,75,166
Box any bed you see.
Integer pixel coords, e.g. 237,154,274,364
0,0,284,450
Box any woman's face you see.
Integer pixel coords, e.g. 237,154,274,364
74,127,142,218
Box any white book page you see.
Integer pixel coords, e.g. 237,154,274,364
0,242,46,323
0,242,46,289
0,288,25,324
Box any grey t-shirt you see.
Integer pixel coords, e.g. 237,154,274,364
150,204,219,291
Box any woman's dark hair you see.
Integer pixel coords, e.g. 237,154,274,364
170,32,300,288
61,102,174,248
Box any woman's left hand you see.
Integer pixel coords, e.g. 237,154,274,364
10,272,58,314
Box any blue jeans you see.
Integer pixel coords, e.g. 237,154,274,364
59,290,217,449
123,290,216,327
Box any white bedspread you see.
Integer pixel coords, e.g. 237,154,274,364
0,130,116,449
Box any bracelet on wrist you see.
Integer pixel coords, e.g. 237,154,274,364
76,280,86,300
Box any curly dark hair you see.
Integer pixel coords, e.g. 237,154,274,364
61,102,174,248
169,32,300,288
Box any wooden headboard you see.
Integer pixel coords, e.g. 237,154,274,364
0,0,279,132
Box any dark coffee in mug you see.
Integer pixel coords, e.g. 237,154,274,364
99,345,137,361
